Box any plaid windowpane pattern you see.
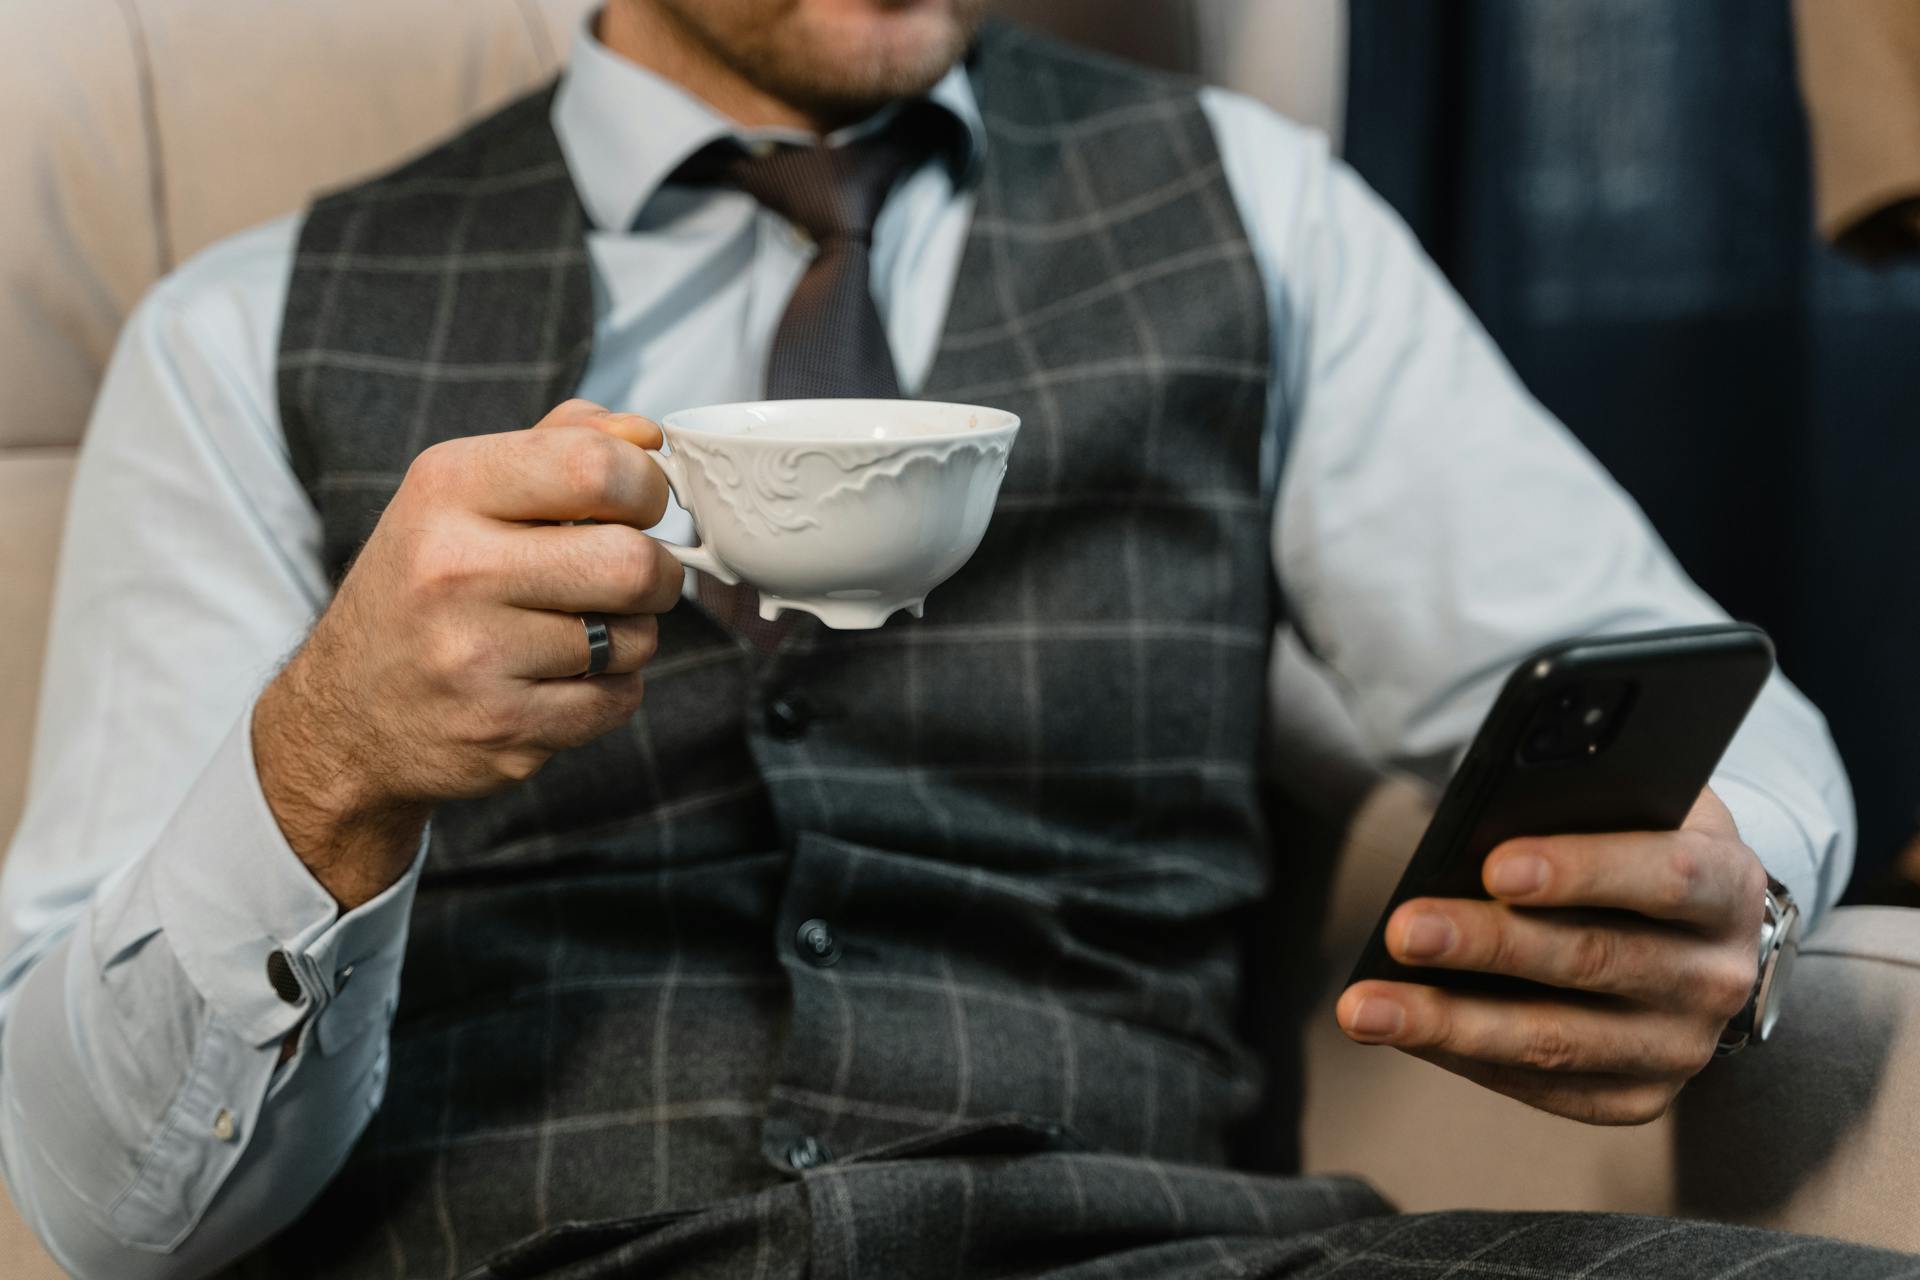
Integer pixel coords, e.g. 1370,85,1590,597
260,26,1280,1274
234,20,1913,1280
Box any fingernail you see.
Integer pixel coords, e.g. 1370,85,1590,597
1399,913,1455,959
1348,998,1404,1039
1489,854,1547,897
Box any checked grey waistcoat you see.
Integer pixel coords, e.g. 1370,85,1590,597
254,24,1282,1277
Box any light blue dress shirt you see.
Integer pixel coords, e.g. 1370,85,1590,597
0,21,1855,1279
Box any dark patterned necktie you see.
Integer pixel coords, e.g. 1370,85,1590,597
677,107,950,648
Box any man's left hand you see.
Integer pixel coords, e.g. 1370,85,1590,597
1335,788,1768,1125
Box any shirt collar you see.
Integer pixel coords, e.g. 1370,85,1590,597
553,12,986,234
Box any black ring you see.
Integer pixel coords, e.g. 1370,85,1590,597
579,613,612,678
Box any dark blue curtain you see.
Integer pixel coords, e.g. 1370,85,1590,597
1344,0,1920,890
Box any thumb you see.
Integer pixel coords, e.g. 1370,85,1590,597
532,400,663,449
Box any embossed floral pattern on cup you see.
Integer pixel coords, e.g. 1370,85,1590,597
649,400,1021,629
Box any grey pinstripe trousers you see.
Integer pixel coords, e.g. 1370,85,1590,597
459,1151,1915,1279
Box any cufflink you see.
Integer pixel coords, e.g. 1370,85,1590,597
266,949,303,1005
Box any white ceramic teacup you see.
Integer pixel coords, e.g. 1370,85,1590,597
649,399,1021,629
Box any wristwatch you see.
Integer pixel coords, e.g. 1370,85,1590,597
1716,874,1802,1056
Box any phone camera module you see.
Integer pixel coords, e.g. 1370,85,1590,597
1519,679,1633,765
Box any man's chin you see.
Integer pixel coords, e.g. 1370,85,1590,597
782,9,976,117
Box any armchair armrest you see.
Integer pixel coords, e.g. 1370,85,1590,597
1674,906,1920,1251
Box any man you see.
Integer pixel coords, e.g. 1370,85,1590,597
0,1,1896,1276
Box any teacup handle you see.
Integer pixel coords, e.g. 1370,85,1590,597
645,447,740,585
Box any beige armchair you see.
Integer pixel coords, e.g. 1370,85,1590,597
1,2,1914,1276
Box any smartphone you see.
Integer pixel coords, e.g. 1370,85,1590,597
1345,622,1775,996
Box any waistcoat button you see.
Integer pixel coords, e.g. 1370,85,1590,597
795,918,841,967
785,1135,832,1170
763,692,812,740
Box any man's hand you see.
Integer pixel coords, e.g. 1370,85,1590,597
254,401,683,909
1335,789,1768,1124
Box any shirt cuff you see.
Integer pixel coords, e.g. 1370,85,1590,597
146,699,425,1049
1712,770,1820,926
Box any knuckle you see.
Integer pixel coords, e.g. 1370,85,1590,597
1565,926,1621,989
454,700,522,754
561,433,622,504
1660,841,1707,912
655,541,686,595
1734,854,1769,914
1654,1019,1716,1077
590,521,636,574
628,614,660,666
405,441,455,492
1404,991,1447,1050
534,399,607,433
608,674,649,717
620,530,659,595
1705,952,1759,1019
411,535,481,599
1517,1019,1582,1073
1478,915,1523,975
421,624,489,682
405,440,481,506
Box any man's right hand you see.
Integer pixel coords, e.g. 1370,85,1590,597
253,400,684,908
